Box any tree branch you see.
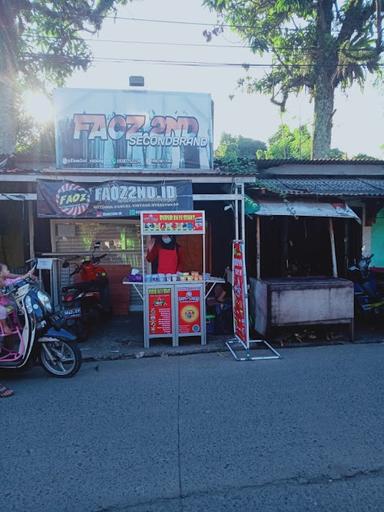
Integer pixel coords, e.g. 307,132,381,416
337,2,376,46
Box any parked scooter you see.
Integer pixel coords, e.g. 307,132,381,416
348,254,384,318
0,266,82,377
62,243,111,337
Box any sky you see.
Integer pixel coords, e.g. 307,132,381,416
27,0,384,158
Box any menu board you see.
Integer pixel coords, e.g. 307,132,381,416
141,211,205,235
232,240,248,347
177,287,202,335
148,287,172,335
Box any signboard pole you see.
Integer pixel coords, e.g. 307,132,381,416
226,240,281,362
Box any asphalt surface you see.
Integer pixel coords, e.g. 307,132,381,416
1,343,384,512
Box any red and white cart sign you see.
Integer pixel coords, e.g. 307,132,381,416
141,211,205,235
177,287,202,335
148,287,173,336
232,240,249,348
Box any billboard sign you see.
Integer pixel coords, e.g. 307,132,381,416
54,88,213,170
37,180,193,218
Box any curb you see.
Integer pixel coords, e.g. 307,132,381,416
80,337,384,363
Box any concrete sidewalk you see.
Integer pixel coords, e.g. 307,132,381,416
79,314,384,362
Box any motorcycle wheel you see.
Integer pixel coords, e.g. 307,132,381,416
39,340,82,378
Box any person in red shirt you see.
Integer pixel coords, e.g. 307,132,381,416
146,236,183,274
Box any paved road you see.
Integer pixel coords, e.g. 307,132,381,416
1,343,384,512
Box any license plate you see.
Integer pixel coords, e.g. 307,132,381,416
64,307,81,318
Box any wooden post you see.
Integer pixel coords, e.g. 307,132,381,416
241,183,245,243
28,201,35,260
329,218,338,278
235,190,239,240
256,215,261,279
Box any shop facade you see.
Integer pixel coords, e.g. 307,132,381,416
1,85,384,343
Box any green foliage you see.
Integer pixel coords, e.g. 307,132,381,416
215,132,266,161
0,1,131,155
327,147,346,160
256,123,345,159
257,124,311,159
0,1,131,88
352,153,377,160
203,0,384,156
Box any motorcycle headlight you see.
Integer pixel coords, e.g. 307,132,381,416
37,290,53,314
25,295,33,314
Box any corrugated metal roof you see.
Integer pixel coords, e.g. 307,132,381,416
248,177,384,197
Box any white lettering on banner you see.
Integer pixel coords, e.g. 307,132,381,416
93,185,179,203
72,114,205,142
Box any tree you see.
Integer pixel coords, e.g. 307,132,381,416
257,123,344,159
0,0,130,155
352,153,377,160
257,124,312,159
215,132,266,160
203,1,384,158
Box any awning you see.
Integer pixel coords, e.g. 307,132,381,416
245,197,360,221
247,176,384,197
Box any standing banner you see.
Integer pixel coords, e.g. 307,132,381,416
37,180,193,218
232,240,249,348
54,88,213,170
147,287,173,336
177,287,202,335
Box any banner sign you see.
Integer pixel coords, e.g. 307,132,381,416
54,88,213,170
177,287,202,335
37,180,193,218
232,240,249,347
148,287,173,336
141,211,205,235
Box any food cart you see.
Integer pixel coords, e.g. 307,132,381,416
123,210,224,348
247,199,359,339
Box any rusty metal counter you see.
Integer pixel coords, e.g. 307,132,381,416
249,277,354,340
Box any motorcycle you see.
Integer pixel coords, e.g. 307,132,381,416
0,267,82,377
62,243,111,337
348,254,384,318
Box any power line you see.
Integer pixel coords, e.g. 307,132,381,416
22,33,380,54
102,15,340,34
23,53,384,69
23,34,251,49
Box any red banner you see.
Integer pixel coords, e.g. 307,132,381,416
148,287,173,335
177,287,202,335
141,211,205,235
232,240,248,346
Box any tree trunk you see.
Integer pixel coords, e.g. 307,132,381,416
312,77,335,159
0,75,16,155
0,1,17,155
312,0,336,159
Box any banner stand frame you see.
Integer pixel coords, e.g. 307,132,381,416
226,338,281,362
228,239,281,362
